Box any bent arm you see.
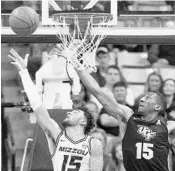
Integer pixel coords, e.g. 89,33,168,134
100,114,119,127
19,69,61,141
90,138,103,171
75,69,133,121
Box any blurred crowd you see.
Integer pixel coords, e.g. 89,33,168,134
22,43,175,171
1,1,175,171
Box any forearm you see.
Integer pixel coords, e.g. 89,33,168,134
100,114,119,127
75,69,127,120
19,69,57,133
75,69,100,96
19,69,42,110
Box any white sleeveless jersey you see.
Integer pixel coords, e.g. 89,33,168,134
52,132,93,171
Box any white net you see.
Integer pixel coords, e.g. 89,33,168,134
53,14,112,72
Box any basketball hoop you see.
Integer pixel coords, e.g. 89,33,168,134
52,12,112,72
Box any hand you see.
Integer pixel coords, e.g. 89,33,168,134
8,49,29,71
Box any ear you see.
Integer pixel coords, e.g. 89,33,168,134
155,105,161,111
80,119,87,126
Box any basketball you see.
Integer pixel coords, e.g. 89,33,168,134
9,6,39,36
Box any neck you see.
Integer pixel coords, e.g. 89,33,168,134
65,126,85,141
140,112,158,122
165,95,174,108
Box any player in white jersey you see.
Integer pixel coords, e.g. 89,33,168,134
8,49,103,171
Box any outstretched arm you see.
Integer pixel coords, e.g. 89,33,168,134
8,49,61,142
75,69,133,121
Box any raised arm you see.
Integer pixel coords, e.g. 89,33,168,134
8,49,61,142
75,69,133,121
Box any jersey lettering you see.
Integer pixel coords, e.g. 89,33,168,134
137,125,156,141
136,142,154,160
59,146,88,156
61,155,83,171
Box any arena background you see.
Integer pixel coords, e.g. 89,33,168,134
1,0,175,171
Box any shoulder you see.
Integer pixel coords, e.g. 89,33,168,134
90,137,102,147
118,104,133,122
90,137,103,155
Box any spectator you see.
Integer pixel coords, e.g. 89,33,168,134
91,46,110,87
106,141,125,171
71,84,89,109
113,82,133,108
160,78,175,171
97,81,132,137
134,72,163,111
90,128,110,171
94,65,134,108
148,45,175,67
27,57,42,81
85,101,99,126
161,79,175,120
35,46,81,109
144,71,163,93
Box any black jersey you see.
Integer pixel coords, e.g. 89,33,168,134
122,115,169,171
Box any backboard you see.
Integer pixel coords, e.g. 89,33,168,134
1,0,175,44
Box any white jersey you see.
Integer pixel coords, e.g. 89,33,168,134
52,132,93,171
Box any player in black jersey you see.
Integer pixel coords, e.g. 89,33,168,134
73,66,175,171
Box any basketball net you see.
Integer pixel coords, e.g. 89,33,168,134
52,13,112,72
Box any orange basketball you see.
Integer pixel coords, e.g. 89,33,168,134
9,6,39,36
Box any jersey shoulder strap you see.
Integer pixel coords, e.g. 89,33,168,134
51,131,64,158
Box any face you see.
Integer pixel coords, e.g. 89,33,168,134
138,93,159,114
97,53,109,68
91,132,106,149
163,80,175,96
113,86,127,104
148,75,162,92
71,85,86,109
71,95,85,109
115,144,123,161
62,109,86,127
85,103,99,121
106,68,120,85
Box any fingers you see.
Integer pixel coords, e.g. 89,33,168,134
8,54,16,62
25,54,29,61
24,54,29,65
25,54,29,59
9,49,20,59
10,61,17,65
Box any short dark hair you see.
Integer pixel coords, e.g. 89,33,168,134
77,106,95,135
113,81,127,89
154,91,167,115
107,65,119,71
107,65,128,86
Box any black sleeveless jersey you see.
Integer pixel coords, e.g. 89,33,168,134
122,115,169,171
